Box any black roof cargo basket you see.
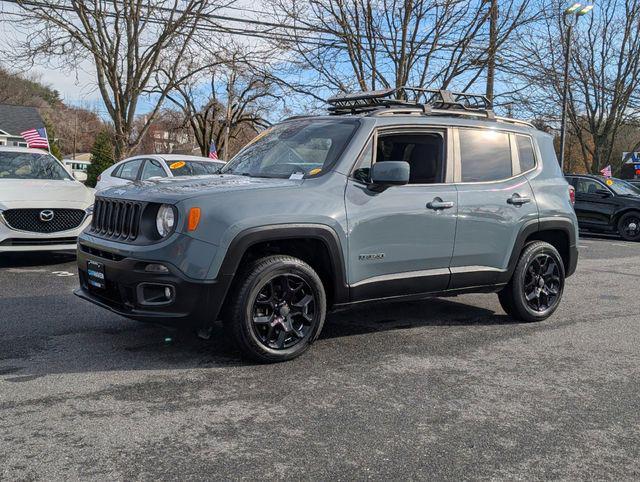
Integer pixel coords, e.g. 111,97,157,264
326,86,497,120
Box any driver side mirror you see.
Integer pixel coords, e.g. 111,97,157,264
595,188,611,197
370,161,410,189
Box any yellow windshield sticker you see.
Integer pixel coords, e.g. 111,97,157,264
308,168,322,176
606,179,613,186
169,161,185,170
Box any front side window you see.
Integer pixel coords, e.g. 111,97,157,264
459,129,512,182
167,160,221,177
352,132,445,184
0,152,72,180
115,160,143,180
221,119,359,179
575,178,607,195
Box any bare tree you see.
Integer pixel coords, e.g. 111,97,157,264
506,0,640,174
7,0,230,159
267,0,535,100
164,48,277,158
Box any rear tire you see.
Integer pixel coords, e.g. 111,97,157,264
225,255,326,363
617,211,640,241
498,241,565,322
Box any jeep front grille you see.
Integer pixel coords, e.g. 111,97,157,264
2,208,86,233
91,198,142,241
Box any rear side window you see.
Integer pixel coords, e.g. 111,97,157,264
459,129,512,182
516,135,536,172
114,160,142,180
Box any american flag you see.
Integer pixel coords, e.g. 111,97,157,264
20,127,49,149
600,165,612,177
209,140,218,160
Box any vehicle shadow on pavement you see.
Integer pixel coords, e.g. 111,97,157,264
0,251,77,268
0,295,514,379
321,297,513,340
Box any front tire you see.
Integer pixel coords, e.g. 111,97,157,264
226,255,327,363
498,241,565,322
617,211,640,241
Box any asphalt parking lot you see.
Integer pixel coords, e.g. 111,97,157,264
1,234,639,480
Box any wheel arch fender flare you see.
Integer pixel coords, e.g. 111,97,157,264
504,217,578,282
214,223,350,310
614,207,640,225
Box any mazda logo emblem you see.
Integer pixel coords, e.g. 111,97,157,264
39,210,55,222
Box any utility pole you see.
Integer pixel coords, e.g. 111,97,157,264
72,111,78,160
559,2,593,172
485,0,498,105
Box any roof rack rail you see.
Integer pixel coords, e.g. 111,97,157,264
326,87,496,120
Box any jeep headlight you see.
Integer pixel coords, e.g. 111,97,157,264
156,204,176,237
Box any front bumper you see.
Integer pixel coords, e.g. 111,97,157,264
75,243,230,327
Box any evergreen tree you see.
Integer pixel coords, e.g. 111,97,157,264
86,131,115,187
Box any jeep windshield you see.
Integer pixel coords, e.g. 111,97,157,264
0,151,72,180
220,119,359,179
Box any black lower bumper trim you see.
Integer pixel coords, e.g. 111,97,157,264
76,245,227,327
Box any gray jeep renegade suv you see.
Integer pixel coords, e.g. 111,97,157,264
76,88,578,362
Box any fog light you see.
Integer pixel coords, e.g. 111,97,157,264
137,283,175,305
145,263,169,274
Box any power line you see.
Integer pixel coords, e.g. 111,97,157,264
0,0,492,52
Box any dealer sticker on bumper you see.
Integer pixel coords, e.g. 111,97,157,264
87,260,106,289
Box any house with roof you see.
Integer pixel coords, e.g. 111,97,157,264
0,104,45,147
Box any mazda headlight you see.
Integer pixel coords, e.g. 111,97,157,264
156,204,176,237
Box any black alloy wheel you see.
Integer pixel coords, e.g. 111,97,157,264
618,212,640,241
226,255,327,363
251,274,316,350
498,241,565,322
523,253,561,313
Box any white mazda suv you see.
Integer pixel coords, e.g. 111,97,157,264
0,147,94,252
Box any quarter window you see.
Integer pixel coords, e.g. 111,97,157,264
459,129,512,182
141,159,167,179
516,135,536,172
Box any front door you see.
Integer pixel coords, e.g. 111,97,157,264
450,128,539,288
345,128,458,301
572,177,616,227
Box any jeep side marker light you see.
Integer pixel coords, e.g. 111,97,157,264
188,207,201,232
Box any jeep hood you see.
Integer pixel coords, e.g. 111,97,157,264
100,174,303,202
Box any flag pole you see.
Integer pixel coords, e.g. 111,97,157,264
45,127,52,155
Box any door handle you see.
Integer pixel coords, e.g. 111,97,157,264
427,197,455,210
507,194,531,206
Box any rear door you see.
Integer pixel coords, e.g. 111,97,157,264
345,127,458,300
450,128,538,288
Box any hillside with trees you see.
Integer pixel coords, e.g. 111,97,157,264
0,67,107,158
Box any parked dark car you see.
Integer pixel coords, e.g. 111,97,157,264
565,174,640,241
